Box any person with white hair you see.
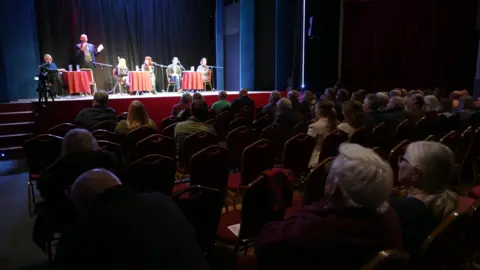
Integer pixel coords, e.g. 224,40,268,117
274,97,303,129
390,141,459,257
33,129,116,253
423,95,441,116
262,90,282,119
255,143,402,270
54,169,209,270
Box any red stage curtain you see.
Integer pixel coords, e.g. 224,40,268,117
342,0,478,92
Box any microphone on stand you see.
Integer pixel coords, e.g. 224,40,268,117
38,63,49,68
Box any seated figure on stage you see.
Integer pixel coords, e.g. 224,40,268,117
38,54,65,101
141,56,156,93
112,58,129,94
167,57,183,92
196,58,210,82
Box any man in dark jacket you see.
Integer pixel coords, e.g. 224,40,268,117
231,88,255,113
54,169,209,270
74,90,117,129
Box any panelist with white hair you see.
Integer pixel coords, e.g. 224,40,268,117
255,143,402,270
390,141,458,257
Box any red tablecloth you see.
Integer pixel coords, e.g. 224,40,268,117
129,71,153,92
62,71,91,94
182,71,203,90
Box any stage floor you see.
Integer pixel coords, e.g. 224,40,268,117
32,91,272,133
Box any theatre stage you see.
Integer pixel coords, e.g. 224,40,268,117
32,91,271,133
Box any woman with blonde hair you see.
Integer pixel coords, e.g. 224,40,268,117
390,141,458,257
115,100,157,135
112,57,129,94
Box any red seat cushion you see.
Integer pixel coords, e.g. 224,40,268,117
228,173,241,192
216,209,241,245
472,185,480,198
458,196,476,213
172,182,189,193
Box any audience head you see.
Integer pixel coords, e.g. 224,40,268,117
423,95,441,112
93,90,109,107
400,89,408,97
326,143,393,213
351,91,365,103
193,92,204,102
127,100,150,129
302,90,316,104
71,169,121,216
62,129,99,156
336,89,350,102
323,88,336,101
269,91,282,105
239,88,248,97
387,96,405,110
315,100,337,132
190,100,209,121
342,100,364,128
458,95,476,110
276,98,292,115
407,94,425,113
218,90,228,100
408,90,422,97
180,92,192,104
376,92,389,108
363,93,382,112
389,89,402,98
399,141,458,219
287,90,299,105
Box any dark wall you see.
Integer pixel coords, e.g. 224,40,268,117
224,3,241,90
254,0,276,90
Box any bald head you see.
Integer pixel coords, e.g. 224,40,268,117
71,169,121,215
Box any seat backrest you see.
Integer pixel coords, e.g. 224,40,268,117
97,140,123,166
253,115,272,137
360,250,410,270
125,126,157,149
173,185,224,254
48,123,77,137
318,129,348,162
117,112,128,121
414,117,430,141
230,117,249,131
388,140,410,185
123,154,176,195
467,127,480,162
160,117,177,132
241,139,277,186
303,157,333,205
239,170,293,240
464,198,480,260
439,130,460,153
136,134,175,159
283,133,316,176
417,212,468,269
227,126,255,170
91,129,117,143
371,122,389,149
92,120,117,132
183,131,218,167
215,111,234,138
163,122,177,138
189,145,229,192
349,126,367,146
395,119,410,143
457,126,474,165
23,134,63,175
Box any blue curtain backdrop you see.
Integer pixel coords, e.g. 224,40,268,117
0,0,40,102
35,0,216,91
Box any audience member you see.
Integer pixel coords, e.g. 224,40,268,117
262,91,282,119
115,100,157,135
171,93,192,118
323,87,336,101
274,97,303,129
74,90,117,129
457,95,477,121
307,101,338,167
383,96,408,135
338,100,364,136
231,88,255,113
376,92,389,109
423,95,441,117
390,141,458,257
389,89,402,97
34,129,115,252
351,90,366,103
54,169,208,270
407,94,425,124
335,89,350,121
434,87,450,110
255,144,402,270
211,90,231,113
363,93,384,131
174,100,216,163
287,90,301,109
193,92,204,102
299,90,316,120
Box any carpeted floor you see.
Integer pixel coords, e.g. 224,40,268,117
0,160,49,270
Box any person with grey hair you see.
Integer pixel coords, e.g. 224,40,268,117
390,141,458,257
211,90,231,113
262,90,282,118
423,95,441,116
287,90,300,109
255,143,402,270
54,169,209,270
33,130,116,253
171,92,192,118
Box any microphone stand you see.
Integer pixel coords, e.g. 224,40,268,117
153,63,168,92
92,62,113,69
92,62,113,92
207,65,224,90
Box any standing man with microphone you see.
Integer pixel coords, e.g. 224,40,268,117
167,57,184,92
75,34,104,69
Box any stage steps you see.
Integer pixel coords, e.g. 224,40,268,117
0,103,36,160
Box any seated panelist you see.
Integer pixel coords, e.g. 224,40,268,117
167,57,183,91
196,57,210,82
